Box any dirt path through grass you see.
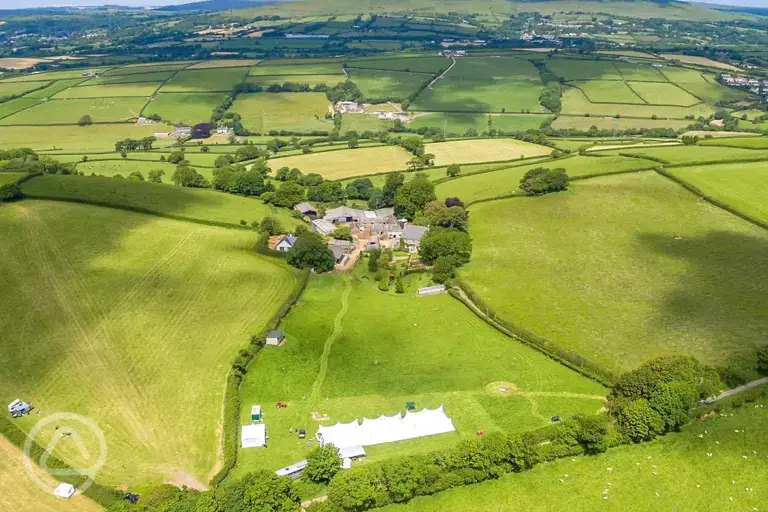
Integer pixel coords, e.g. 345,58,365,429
309,274,352,403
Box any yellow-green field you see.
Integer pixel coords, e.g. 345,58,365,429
0,124,175,152
560,87,715,118
231,92,333,133
426,139,551,166
269,145,412,179
0,98,146,125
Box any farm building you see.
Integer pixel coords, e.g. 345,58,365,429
402,225,429,253
335,101,364,114
311,219,335,236
294,202,318,219
275,234,297,252
53,483,75,499
329,239,355,265
174,126,192,137
241,423,266,448
137,117,153,125
266,330,285,346
216,126,234,135
275,460,308,479
251,405,262,422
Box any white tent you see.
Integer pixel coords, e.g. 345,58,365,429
316,406,455,449
53,483,75,499
241,423,266,448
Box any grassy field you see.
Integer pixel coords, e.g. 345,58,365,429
269,145,412,179
246,74,345,87
0,124,175,153
0,98,146,125
599,145,768,164
104,63,191,75
552,116,693,131
447,57,541,81
0,68,112,82
411,78,545,113
231,92,332,133
614,62,666,81
425,138,551,166
575,81,644,104
0,97,41,119
668,161,768,225
0,80,50,96
560,87,715,118
546,59,621,81
0,199,301,486
627,82,700,106
340,113,392,133
346,56,449,74
435,155,654,203
75,159,217,182
20,174,301,228
346,69,431,102
87,71,175,85
660,68,746,103
699,137,768,149
233,270,606,477
0,172,25,185
249,62,344,76
409,113,550,134
54,83,160,99
160,67,248,92
23,79,86,99
462,171,768,374
188,59,260,69
382,397,768,512
659,54,740,71
0,436,102,512
143,92,224,126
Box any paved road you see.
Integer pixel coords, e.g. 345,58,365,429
699,376,768,406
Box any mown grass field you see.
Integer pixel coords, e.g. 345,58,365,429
668,161,768,225
104,62,190,75
0,80,50,96
552,115,693,131
447,57,541,81
660,68,746,103
346,69,431,102
0,68,112,82
462,171,768,374
614,62,666,81
599,144,768,164
660,54,740,71
269,145,412,179
426,138,551,166
382,397,768,512
234,270,606,477
231,92,332,133
54,83,160,99
20,174,300,228
627,81,700,106
0,436,102,512
0,98,146,125
699,137,768,149
0,98,41,119
0,172,25,185
160,67,248,93
560,87,715,118
0,199,301,486
75,159,217,183
435,155,654,203
0,124,175,153
188,59,260,69
575,80,644,104
143,92,225,126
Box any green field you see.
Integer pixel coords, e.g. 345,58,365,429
340,113,392,133
410,112,549,134
75,159,216,183
462,171,768,374
20,174,301,228
552,116,693,131
426,138,551,165
435,155,654,203
187,59,260,69
23,78,86,99
0,124,175,152
54,83,160,99
0,97,42,119
0,68,111,82
86,71,175,85
104,62,191,75
231,92,332,133
668,161,768,225
143,92,224,125
269,145,412,179
447,57,542,81
575,80,645,104
0,80,50,97
661,68,746,103
233,270,606,477
160,67,248,92
382,397,768,512
0,199,301,486
249,62,344,76
346,56,449,74
699,136,768,149
347,69,431,102
547,59,621,81
411,78,545,113
614,62,666,81
599,144,768,164
0,98,146,125
0,172,25,185
246,74,345,87
560,87,715,118
628,81,701,106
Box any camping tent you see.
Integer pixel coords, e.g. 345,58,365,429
316,406,455,449
53,483,75,499
241,423,266,448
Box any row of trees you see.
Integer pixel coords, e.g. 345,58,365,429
114,137,156,152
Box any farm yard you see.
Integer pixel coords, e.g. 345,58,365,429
0,199,302,486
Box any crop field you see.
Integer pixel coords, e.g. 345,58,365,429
20,174,300,228
0,436,102,512
0,97,146,125
425,138,551,166
346,56,449,74
231,92,332,133
233,271,606,477
560,87,715,118
246,74,345,87
462,171,768,374
381,397,768,512
668,162,768,225
86,71,175,85
614,62,666,81
160,67,248,92
411,78,545,113
249,62,344,76
54,83,160,99
627,81,701,106
546,59,621,81
699,137,768,149
143,92,224,126
575,80,644,104
0,199,300,486
0,98,41,119
599,144,768,164
0,124,174,153
552,116,693,131
435,155,654,203
659,54,740,71
269,145,412,179
346,69,430,102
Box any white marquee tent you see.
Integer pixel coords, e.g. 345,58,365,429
53,483,75,499
316,406,455,449
241,423,266,448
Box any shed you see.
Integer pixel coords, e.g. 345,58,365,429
294,202,318,220
275,459,308,479
251,405,262,422
311,219,335,237
241,423,266,448
266,330,285,346
54,483,75,499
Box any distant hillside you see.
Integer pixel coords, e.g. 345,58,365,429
159,0,283,12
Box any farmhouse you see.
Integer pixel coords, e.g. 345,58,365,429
402,225,429,253
137,116,153,125
241,423,266,448
173,126,192,137
216,126,234,135
266,330,285,346
311,218,335,236
275,234,297,252
335,101,364,114
294,202,318,219
378,112,410,122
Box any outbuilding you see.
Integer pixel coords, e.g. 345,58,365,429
241,423,266,448
311,219,335,237
251,405,263,422
275,234,297,252
266,330,285,346
294,202,318,220
53,483,75,499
